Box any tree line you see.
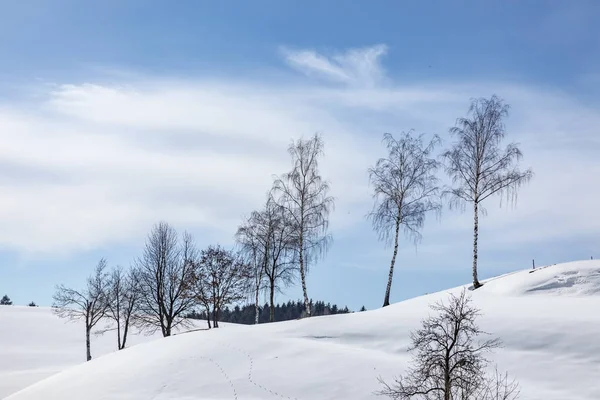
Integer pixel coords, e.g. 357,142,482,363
51,94,532,364
187,299,353,325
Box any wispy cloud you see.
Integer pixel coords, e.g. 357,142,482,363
0,45,598,260
282,44,388,87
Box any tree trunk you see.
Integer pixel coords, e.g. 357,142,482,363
163,319,171,337
213,307,219,328
472,201,481,289
254,292,260,325
85,326,92,362
382,219,401,307
269,279,275,322
444,371,451,400
206,305,211,329
299,249,311,317
254,275,261,325
116,320,122,350
121,319,129,350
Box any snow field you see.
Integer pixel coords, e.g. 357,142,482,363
2,260,600,399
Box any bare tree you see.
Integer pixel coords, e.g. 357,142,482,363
263,197,297,322
377,290,519,400
105,265,140,350
192,245,252,328
135,222,197,337
52,259,110,361
273,133,334,317
237,194,297,322
236,209,267,325
368,131,441,307
442,95,532,289
478,368,521,400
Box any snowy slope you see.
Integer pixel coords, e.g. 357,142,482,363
3,260,600,400
0,306,204,398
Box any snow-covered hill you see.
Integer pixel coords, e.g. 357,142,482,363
3,260,600,400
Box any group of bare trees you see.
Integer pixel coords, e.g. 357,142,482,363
236,134,334,322
53,257,142,360
369,95,532,306
52,222,254,361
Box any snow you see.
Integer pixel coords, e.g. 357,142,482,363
3,260,600,400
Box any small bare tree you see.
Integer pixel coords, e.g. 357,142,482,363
135,222,197,337
236,209,268,325
105,265,140,350
478,368,521,400
52,258,110,361
192,245,252,328
273,133,334,317
237,194,297,323
442,95,532,289
368,131,441,307
377,290,519,400
263,198,297,322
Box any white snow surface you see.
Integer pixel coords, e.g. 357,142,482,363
2,260,600,400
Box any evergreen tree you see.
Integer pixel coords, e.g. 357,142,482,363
0,295,12,305
28,301,38,307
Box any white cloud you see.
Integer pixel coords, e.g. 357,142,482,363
0,45,598,260
282,44,388,87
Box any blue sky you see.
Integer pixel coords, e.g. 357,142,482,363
0,1,599,310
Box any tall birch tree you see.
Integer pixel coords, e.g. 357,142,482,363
368,131,441,307
442,95,532,289
273,133,334,317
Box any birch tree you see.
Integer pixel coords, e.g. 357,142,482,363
237,194,297,322
263,198,297,321
442,95,533,289
135,222,197,337
369,131,441,307
52,258,110,361
273,133,334,317
236,211,266,324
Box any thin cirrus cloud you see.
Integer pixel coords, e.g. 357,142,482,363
281,44,388,87
0,44,597,260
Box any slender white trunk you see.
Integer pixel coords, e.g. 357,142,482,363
383,219,401,307
299,240,311,317
472,201,481,288
254,277,260,325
